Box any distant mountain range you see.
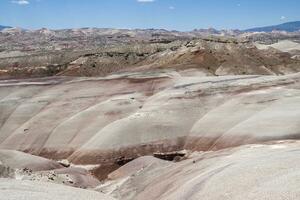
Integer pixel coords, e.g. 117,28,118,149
245,21,300,32
1,21,300,33
0,25,11,30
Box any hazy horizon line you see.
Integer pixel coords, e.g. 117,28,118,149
2,20,300,32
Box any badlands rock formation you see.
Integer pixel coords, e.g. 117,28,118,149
0,149,100,188
0,179,114,200
0,70,300,181
0,149,61,171
98,141,300,200
0,149,109,199
0,28,300,199
1,38,300,78
1,26,300,78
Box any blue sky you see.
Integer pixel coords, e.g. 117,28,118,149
1,0,300,30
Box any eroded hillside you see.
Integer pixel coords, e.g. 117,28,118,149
1,27,300,200
0,71,299,180
1,28,300,78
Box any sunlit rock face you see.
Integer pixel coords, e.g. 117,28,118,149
0,71,299,179
1,37,300,79
0,179,115,200
98,141,300,200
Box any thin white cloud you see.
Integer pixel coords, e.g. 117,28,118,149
280,16,286,20
169,6,175,10
11,0,30,5
137,0,155,2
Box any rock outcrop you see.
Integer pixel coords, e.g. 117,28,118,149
1,27,300,78
0,178,114,200
98,141,300,200
0,71,299,179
